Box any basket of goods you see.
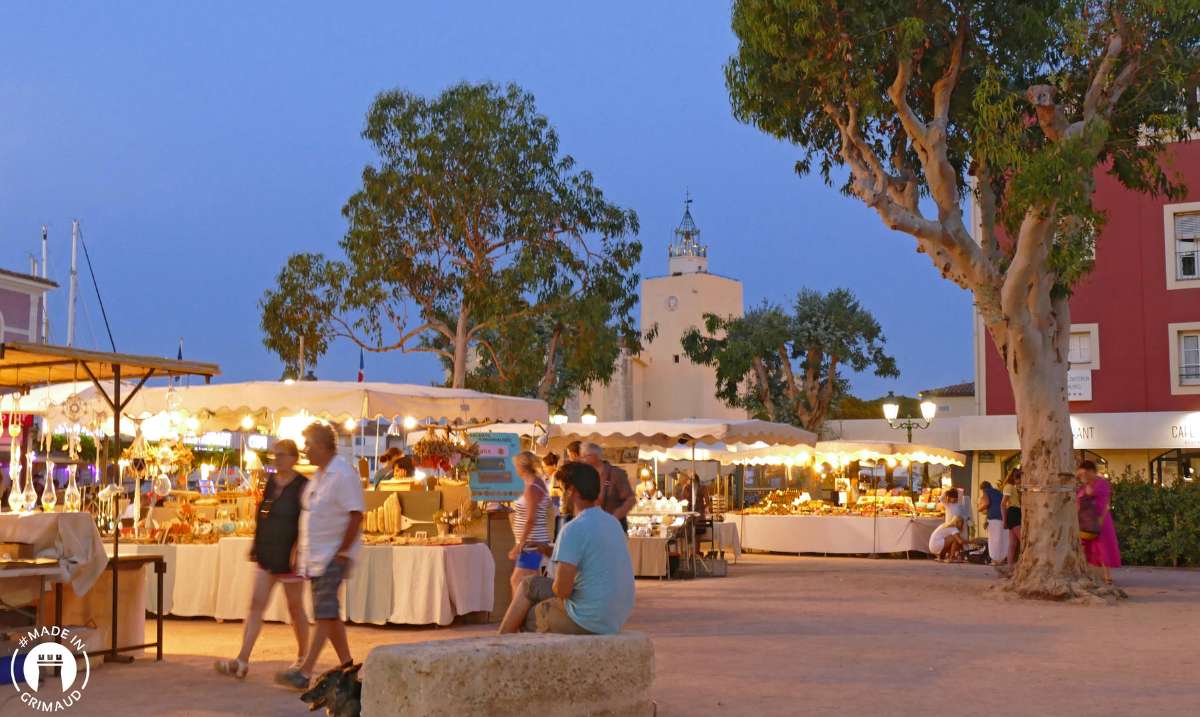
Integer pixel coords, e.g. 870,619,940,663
412,433,479,472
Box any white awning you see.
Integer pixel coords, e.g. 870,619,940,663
958,411,1200,451
72,380,547,432
548,419,816,452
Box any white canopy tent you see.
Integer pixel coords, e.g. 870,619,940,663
811,440,966,468
67,380,548,434
547,419,816,452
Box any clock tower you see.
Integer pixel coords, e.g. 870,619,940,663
636,198,746,420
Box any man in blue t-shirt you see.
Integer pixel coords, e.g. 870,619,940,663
498,461,635,635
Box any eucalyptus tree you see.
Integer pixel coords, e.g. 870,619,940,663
682,289,898,432
727,0,1200,598
261,82,642,397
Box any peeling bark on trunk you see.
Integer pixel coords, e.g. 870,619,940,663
994,299,1114,600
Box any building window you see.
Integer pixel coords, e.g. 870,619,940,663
1181,333,1200,385
1150,449,1200,487
673,355,680,364
1068,333,1091,365
1164,202,1200,290
1167,322,1200,395
1067,323,1100,370
1176,212,1199,280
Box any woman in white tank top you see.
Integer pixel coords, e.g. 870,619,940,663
509,451,551,595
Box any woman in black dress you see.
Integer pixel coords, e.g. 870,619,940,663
215,439,309,678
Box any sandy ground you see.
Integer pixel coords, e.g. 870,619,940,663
5,555,1199,717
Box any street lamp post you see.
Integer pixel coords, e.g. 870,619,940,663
882,391,937,442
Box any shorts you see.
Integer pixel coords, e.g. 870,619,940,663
1006,507,1022,529
311,559,346,620
520,576,591,635
515,549,543,571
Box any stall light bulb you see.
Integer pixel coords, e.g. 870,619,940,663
402,416,418,431
344,418,358,432
240,415,255,430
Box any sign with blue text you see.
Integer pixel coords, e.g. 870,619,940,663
469,433,524,502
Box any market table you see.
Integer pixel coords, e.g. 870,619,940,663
734,514,941,555
627,536,670,578
0,512,108,594
108,537,494,626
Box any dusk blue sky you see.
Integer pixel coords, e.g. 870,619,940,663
0,2,974,400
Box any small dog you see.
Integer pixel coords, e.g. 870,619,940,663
300,661,362,717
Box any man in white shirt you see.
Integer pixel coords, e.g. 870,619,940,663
276,422,364,691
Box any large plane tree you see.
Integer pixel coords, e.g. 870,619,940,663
727,0,1200,599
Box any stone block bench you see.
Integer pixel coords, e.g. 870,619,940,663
361,631,655,717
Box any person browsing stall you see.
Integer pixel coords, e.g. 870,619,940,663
978,481,1008,565
498,461,635,635
214,439,309,679
508,451,552,596
275,422,365,691
579,442,635,530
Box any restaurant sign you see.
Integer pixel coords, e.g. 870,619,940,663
1067,370,1092,402
959,411,1200,450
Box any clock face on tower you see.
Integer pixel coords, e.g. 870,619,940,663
666,296,679,311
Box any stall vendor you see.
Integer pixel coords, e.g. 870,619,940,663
673,473,710,521
636,471,657,499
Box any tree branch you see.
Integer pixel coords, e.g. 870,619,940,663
932,19,968,123
750,356,777,419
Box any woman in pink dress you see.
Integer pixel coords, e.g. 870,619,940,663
1076,460,1121,584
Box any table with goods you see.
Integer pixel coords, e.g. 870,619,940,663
626,494,702,578
735,487,948,555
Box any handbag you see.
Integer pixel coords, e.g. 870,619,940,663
1077,494,1102,541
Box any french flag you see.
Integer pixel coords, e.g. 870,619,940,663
357,348,365,383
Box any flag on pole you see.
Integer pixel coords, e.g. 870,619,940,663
357,348,365,383
174,338,183,385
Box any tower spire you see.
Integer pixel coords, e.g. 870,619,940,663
668,193,708,274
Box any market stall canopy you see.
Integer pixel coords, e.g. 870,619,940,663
812,440,965,468
0,341,219,389
2,381,137,415
548,419,816,452
406,422,547,446
80,380,548,431
639,441,815,465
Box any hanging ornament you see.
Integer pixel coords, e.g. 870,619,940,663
165,386,182,412
63,465,82,512
6,462,23,513
62,393,85,424
41,461,58,512
22,454,38,513
7,418,20,439
152,471,172,498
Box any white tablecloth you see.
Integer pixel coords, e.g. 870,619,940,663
108,537,494,626
708,521,741,559
0,512,107,594
735,514,941,554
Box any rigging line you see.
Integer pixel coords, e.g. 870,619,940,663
77,224,117,352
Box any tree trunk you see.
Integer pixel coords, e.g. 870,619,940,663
451,308,470,388
536,328,561,401
999,298,1106,600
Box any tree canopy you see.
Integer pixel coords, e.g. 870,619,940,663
681,288,898,432
260,82,642,402
726,0,1199,599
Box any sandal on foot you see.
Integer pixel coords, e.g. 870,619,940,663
214,658,248,679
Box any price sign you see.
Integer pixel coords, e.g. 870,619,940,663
469,433,524,501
